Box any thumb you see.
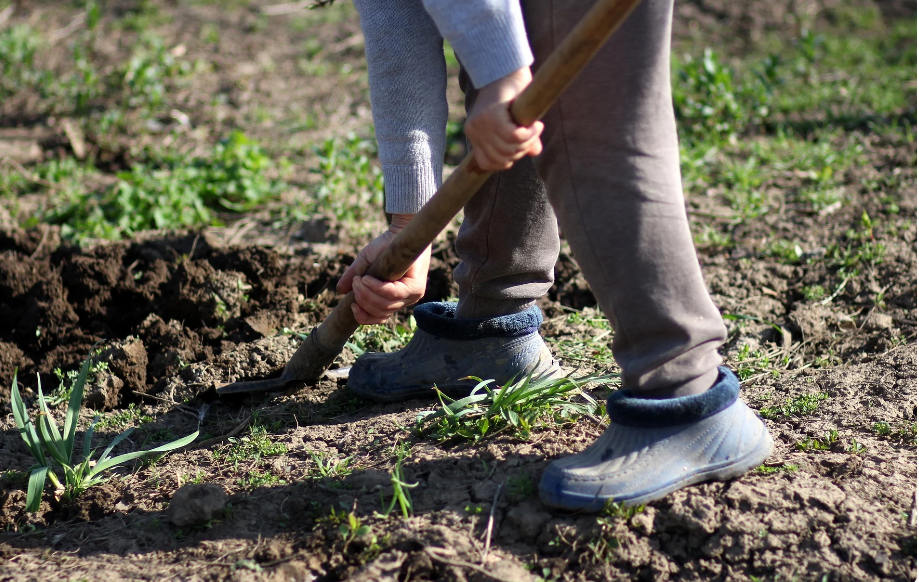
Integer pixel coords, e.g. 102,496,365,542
337,251,374,294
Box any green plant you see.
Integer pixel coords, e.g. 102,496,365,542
755,463,799,474
308,451,353,479
43,132,286,240
795,430,838,451
346,317,415,356
96,403,154,430
215,421,288,465
872,421,891,436
49,356,108,406
10,357,198,512
0,25,41,97
507,473,537,502
381,445,417,518
760,393,829,420
416,374,607,442
308,133,385,233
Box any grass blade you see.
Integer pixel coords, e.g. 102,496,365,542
91,429,198,476
26,466,48,512
83,415,100,458
11,372,46,466
63,354,92,460
96,427,135,466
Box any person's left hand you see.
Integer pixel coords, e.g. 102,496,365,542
336,215,431,325
464,66,543,171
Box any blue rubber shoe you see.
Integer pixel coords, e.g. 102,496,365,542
348,302,561,403
539,367,773,511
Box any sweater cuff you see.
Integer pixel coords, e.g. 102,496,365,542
444,8,533,88
383,163,440,214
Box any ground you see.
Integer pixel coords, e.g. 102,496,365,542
0,0,915,581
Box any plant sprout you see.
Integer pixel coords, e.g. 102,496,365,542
11,355,198,512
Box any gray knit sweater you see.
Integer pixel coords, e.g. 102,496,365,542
352,0,532,214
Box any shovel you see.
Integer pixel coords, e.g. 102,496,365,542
217,0,644,395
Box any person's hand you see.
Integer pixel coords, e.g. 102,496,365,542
464,66,543,172
336,214,431,325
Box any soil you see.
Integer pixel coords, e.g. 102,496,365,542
0,0,916,581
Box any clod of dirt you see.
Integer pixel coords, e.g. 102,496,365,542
788,303,837,338
64,483,119,522
0,251,48,301
348,550,405,582
503,499,553,542
84,370,124,411
98,337,148,395
165,260,249,327
863,311,894,332
166,483,228,527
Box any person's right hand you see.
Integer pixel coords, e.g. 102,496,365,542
464,66,543,171
336,214,431,325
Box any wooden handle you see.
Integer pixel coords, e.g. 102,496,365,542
306,0,644,368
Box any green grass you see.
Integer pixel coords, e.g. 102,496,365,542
795,429,838,451
755,463,799,474
96,403,154,430
213,421,288,465
32,132,287,240
415,374,607,442
760,393,829,420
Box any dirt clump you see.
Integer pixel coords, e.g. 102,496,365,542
166,484,228,527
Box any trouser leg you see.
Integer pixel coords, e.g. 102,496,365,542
453,69,561,320
523,0,727,396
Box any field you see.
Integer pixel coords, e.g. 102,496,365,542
0,0,916,580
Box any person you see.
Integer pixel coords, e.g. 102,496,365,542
335,0,774,510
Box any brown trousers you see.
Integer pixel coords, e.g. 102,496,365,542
454,0,727,396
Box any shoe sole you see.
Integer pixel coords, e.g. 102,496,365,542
539,429,774,511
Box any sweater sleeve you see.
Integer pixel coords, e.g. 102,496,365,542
354,0,448,214
422,0,533,89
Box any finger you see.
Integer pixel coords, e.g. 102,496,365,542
521,133,543,157
510,124,541,143
338,254,371,293
352,277,404,316
475,143,514,172
360,275,421,303
351,302,387,325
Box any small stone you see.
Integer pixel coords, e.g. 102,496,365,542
166,484,227,527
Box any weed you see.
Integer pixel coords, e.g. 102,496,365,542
96,404,154,430
767,239,803,264
672,48,776,143
43,132,286,240
49,356,109,406
346,318,415,356
872,421,891,436
802,285,826,301
795,430,838,451
237,471,285,489
305,133,384,234
0,25,41,97
755,463,799,474
215,421,288,465
381,444,417,518
416,374,607,442
847,439,866,455
507,473,537,502
308,451,353,479
599,500,645,523
10,356,197,511
760,393,829,420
